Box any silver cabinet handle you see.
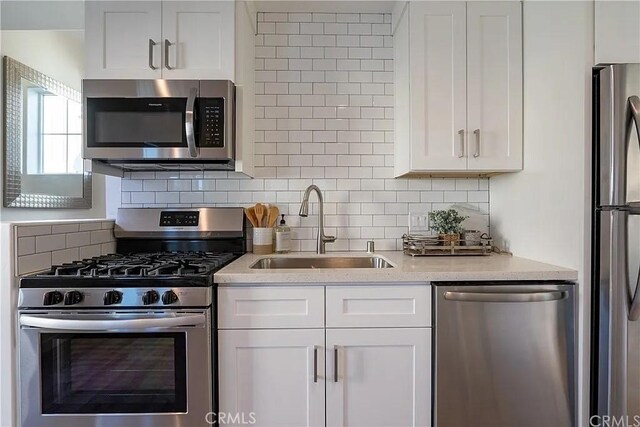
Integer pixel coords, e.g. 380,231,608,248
185,87,198,158
333,346,339,383
148,39,157,70
473,129,480,158
457,129,465,158
313,346,318,383
444,291,567,303
164,39,173,70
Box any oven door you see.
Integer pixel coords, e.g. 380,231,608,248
18,310,212,427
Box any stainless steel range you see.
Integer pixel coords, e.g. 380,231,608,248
17,208,245,427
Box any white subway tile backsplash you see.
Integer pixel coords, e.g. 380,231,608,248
17,237,35,256
36,234,66,253
52,223,80,234
15,220,116,276
17,225,52,237
117,12,489,250
52,248,80,265
18,252,52,275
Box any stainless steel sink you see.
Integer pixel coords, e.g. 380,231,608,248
250,256,394,269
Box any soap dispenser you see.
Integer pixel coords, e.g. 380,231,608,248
275,214,291,253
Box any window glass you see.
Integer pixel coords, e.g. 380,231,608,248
42,135,68,174
42,95,67,134
36,94,83,174
67,100,82,134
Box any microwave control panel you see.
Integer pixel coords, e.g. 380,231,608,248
200,98,225,148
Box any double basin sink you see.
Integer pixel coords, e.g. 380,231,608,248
250,256,393,269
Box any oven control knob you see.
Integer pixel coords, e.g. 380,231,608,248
43,291,63,306
162,290,179,305
103,290,123,306
64,290,83,305
142,290,160,305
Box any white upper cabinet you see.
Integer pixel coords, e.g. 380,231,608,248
162,1,235,79
466,2,523,171
85,2,162,79
408,2,467,171
394,1,523,176
595,1,640,64
85,1,235,80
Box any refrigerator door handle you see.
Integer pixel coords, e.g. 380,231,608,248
616,209,640,321
630,276,640,321
629,96,640,148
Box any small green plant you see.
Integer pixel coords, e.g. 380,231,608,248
428,209,468,235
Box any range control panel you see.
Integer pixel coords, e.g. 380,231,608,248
199,98,225,148
159,211,200,227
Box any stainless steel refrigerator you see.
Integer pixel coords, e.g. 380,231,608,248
591,64,640,420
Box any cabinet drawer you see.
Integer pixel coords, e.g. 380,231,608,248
218,286,324,329
326,285,431,328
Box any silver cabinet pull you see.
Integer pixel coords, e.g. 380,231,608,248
164,39,173,70
185,87,198,158
313,346,318,383
473,129,480,158
444,291,567,303
333,346,339,382
457,129,465,158
148,39,157,70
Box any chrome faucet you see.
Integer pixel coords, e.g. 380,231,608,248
299,185,336,254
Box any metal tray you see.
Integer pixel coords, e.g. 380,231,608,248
402,234,493,256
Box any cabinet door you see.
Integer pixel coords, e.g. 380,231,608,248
162,1,235,80
595,1,640,64
409,2,467,171
218,329,325,427
466,2,523,171
85,1,162,79
326,328,432,427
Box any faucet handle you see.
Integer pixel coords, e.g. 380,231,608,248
323,235,336,243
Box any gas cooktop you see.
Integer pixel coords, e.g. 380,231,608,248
20,251,238,288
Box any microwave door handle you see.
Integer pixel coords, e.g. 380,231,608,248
186,87,198,158
19,314,206,331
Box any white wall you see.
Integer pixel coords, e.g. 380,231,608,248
0,29,107,221
489,2,593,425
0,0,84,31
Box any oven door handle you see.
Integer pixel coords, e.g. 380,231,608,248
19,314,206,331
185,87,198,158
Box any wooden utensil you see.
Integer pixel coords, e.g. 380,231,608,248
267,206,280,228
254,203,266,227
244,207,258,227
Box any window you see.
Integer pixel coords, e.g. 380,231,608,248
25,86,83,175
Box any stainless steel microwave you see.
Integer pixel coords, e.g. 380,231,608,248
82,79,235,174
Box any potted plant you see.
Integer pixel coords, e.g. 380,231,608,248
428,209,468,245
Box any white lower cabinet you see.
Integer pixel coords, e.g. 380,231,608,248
326,328,432,427
218,328,326,427
218,285,432,427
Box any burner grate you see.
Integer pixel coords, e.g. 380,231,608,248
40,252,236,278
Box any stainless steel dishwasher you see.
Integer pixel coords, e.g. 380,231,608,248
434,282,576,427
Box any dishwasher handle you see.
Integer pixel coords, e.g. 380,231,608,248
444,290,567,303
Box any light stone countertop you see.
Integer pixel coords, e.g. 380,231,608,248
214,251,578,284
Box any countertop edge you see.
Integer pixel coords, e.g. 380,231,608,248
215,252,579,284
